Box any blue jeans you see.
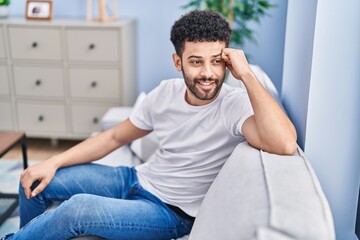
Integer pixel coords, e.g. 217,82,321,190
3,164,193,240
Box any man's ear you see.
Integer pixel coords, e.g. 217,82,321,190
172,53,182,71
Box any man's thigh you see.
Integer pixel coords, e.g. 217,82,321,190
52,193,187,239
41,164,136,201
19,192,192,240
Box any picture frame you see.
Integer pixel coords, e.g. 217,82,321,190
25,0,53,21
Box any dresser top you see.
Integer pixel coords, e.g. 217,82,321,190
0,17,135,28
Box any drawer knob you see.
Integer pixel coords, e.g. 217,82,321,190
38,115,44,122
32,42,38,48
91,81,97,88
89,43,96,50
93,117,99,124
35,79,42,86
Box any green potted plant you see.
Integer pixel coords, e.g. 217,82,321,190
183,0,276,48
0,0,10,18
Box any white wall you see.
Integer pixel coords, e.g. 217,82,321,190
306,0,360,238
243,0,288,95
282,0,360,239
281,0,317,149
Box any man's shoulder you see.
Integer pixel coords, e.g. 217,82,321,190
158,78,184,89
146,78,184,102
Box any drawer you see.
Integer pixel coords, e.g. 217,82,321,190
69,68,120,100
66,29,118,62
0,101,14,130
8,27,62,60
13,66,64,98
71,104,116,134
0,27,6,59
0,65,9,96
17,103,66,133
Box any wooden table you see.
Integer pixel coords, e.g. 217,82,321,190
0,131,28,226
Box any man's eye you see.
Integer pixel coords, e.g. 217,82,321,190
213,59,223,64
191,60,201,65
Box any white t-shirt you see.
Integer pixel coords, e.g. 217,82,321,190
129,78,253,217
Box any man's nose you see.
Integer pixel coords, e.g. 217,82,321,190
199,64,213,79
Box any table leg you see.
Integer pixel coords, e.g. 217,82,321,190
0,194,18,226
20,135,28,169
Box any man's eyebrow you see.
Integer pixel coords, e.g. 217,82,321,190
187,53,222,59
187,55,202,59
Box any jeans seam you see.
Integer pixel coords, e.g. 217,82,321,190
77,221,181,232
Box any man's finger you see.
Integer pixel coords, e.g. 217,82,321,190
221,51,231,62
31,180,48,198
24,186,32,199
20,171,33,199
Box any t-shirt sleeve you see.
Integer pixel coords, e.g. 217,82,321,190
129,87,160,131
222,89,254,137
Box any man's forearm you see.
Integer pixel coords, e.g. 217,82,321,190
242,71,297,154
221,48,297,154
49,128,122,169
20,119,149,199
48,118,151,169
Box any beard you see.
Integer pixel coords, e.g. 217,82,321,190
182,69,225,102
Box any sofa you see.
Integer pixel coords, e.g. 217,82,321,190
83,66,335,239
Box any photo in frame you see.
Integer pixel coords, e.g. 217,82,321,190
26,0,53,20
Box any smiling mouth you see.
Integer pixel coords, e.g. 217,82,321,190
197,80,216,90
198,80,213,85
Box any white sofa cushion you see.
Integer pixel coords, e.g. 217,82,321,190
189,142,335,240
225,64,286,114
226,65,280,102
100,92,146,132
100,92,159,162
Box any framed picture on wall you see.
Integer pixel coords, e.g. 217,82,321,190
25,0,53,21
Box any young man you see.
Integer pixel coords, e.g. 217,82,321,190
2,10,296,240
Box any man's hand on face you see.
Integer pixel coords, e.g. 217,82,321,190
221,48,254,82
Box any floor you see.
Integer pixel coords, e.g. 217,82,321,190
2,138,81,161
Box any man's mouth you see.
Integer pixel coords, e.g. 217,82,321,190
196,80,216,90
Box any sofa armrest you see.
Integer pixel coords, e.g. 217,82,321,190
189,142,335,240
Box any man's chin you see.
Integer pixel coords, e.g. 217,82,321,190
194,91,217,101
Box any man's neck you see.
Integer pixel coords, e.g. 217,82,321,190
184,88,221,106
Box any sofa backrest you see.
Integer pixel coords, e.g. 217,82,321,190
189,142,335,240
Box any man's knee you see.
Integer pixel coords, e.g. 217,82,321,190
57,194,97,221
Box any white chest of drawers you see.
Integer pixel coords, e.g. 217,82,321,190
0,18,136,139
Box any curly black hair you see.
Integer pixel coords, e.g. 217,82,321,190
170,10,232,56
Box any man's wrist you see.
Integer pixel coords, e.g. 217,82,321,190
48,155,63,170
239,70,256,85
